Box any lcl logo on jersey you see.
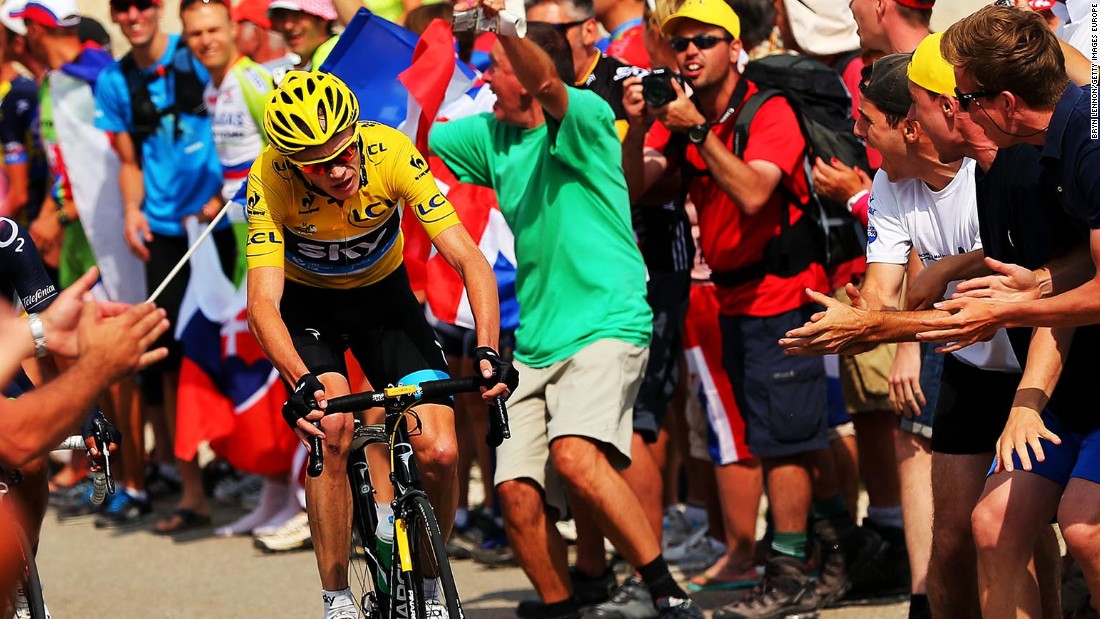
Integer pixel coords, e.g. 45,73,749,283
348,198,398,229
414,193,450,223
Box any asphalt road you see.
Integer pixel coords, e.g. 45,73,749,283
35,502,908,618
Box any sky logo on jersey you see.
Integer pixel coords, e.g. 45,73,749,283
284,214,400,276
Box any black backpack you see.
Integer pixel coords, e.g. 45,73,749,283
119,41,207,164
696,53,869,289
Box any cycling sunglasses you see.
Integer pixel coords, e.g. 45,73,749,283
670,34,732,52
954,87,997,112
111,0,158,12
292,140,359,176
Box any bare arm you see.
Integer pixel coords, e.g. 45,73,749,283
496,30,570,120
1061,39,1092,88
246,266,310,385
621,76,670,202
994,326,1071,473
110,132,152,261
2,162,28,217
906,249,988,310
0,301,169,469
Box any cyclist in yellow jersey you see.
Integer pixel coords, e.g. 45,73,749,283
245,71,515,619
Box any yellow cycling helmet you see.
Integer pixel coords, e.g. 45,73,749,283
264,71,361,159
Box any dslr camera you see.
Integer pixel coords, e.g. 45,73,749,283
642,67,685,108
453,7,496,32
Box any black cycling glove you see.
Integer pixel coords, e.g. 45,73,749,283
282,373,325,430
473,346,519,393
81,409,122,447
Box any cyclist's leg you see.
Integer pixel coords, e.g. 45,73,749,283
308,369,356,589
406,402,459,539
9,457,48,551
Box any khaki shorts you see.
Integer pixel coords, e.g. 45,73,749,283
494,339,648,516
834,287,895,414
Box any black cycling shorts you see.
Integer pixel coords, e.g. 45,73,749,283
280,265,452,407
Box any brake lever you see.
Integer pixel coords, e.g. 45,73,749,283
91,419,115,496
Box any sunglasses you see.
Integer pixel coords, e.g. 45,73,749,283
954,87,996,111
670,34,733,52
292,140,359,176
529,19,589,32
111,0,157,12
180,0,228,11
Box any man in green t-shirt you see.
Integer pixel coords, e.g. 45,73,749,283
430,8,700,618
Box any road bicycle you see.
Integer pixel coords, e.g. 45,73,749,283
307,375,510,619
1,417,116,619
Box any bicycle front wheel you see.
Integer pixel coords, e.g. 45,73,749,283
14,526,46,619
398,494,463,619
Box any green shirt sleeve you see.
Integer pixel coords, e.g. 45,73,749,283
428,114,494,187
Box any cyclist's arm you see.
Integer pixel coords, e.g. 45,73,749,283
1,161,28,217
246,266,310,384
430,225,500,352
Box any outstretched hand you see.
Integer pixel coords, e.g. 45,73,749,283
993,406,1061,474
952,257,1042,303
917,296,1002,353
778,288,875,356
75,296,170,383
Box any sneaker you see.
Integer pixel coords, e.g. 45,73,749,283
582,575,657,619
471,534,515,567
811,520,887,607
671,536,727,574
48,477,90,507
94,493,152,529
517,598,582,619
662,506,708,558
845,520,910,599
55,485,103,521
572,566,616,605
145,463,182,500
556,519,579,544
212,473,264,506
655,597,704,619
712,555,819,619
254,511,313,553
13,584,52,619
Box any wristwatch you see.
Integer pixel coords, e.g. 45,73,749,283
27,313,47,359
687,123,711,145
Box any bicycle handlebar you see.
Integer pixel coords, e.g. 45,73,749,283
306,376,511,477
55,435,113,505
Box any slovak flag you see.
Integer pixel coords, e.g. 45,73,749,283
322,12,518,330
174,219,297,475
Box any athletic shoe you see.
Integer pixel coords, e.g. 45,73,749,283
655,597,704,619
471,534,515,567
582,575,657,619
55,485,103,521
712,555,819,619
424,597,449,619
845,520,910,599
811,520,887,607
671,536,727,574
517,598,582,619
213,473,264,506
572,566,616,605
94,492,152,529
254,511,313,553
13,583,52,619
662,505,708,557
145,463,182,500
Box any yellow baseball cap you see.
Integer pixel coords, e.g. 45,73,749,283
907,32,956,96
661,0,741,40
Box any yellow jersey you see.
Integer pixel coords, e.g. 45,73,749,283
245,122,461,288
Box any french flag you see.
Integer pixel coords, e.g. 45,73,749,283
322,11,518,330
174,220,297,475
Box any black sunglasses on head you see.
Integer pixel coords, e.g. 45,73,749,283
528,19,590,32
111,0,156,12
954,86,996,111
670,34,732,52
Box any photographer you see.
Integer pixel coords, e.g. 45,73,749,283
620,0,869,615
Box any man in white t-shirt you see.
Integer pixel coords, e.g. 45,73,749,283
779,53,1022,617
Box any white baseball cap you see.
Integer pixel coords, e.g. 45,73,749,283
10,0,81,29
267,0,337,21
0,0,27,35
783,0,859,57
